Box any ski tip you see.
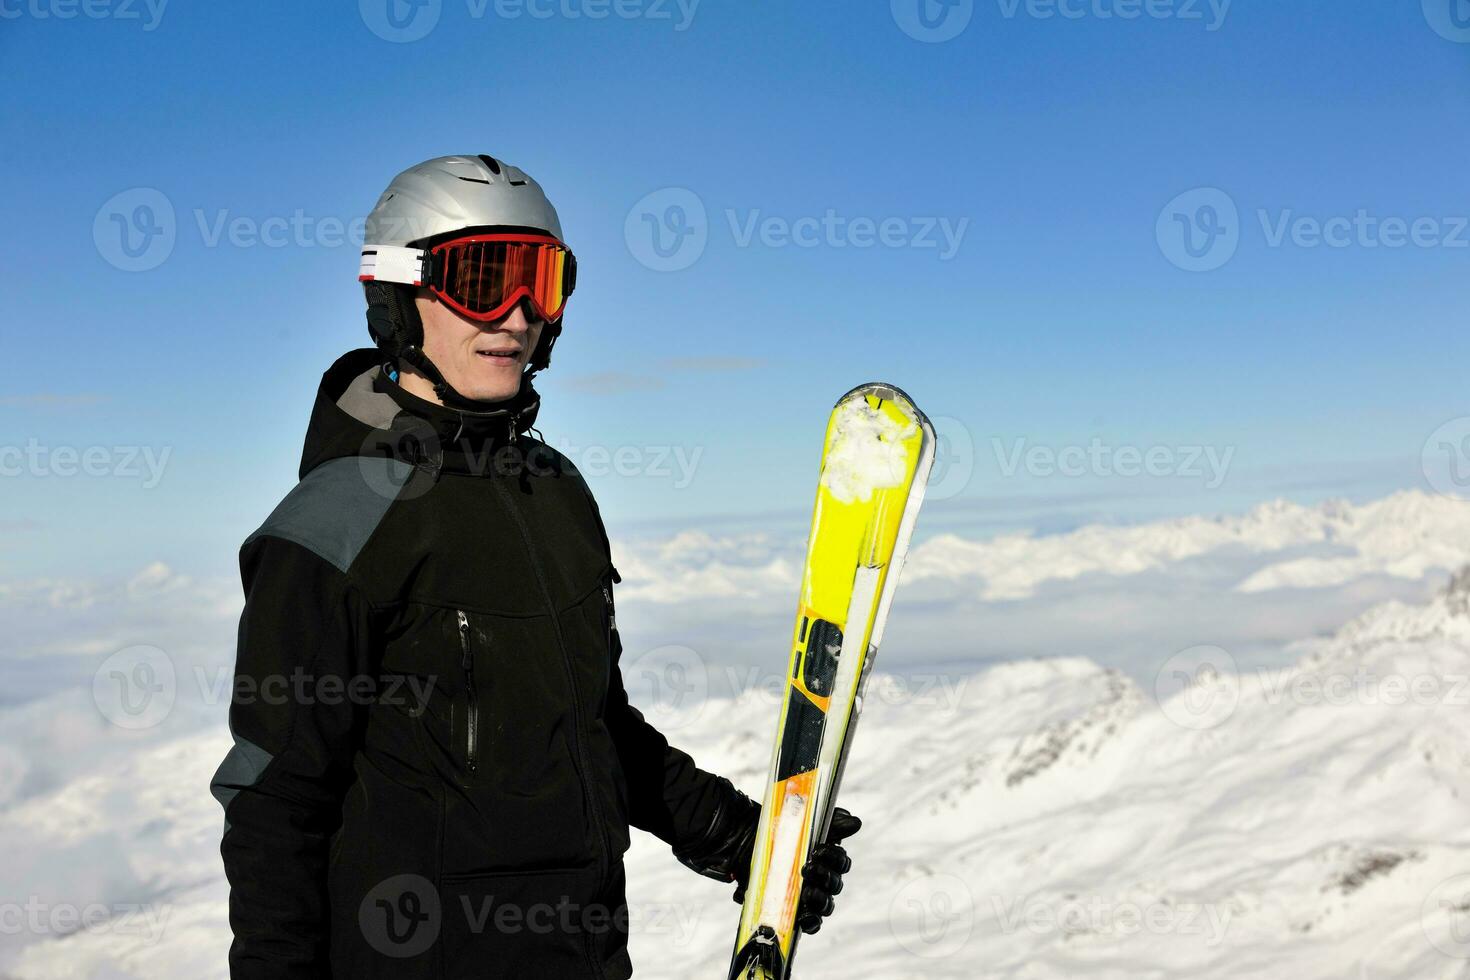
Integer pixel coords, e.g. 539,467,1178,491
836,381,928,421
834,381,934,442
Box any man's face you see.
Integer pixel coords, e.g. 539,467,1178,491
413,292,545,403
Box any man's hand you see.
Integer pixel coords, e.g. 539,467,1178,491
734,807,862,935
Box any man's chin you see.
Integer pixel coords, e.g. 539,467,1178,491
459,376,522,405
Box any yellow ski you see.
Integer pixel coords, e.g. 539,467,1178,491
728,383,935,980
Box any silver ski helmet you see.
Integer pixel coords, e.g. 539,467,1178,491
359,154,575,402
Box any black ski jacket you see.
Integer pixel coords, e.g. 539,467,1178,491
211,349,741,979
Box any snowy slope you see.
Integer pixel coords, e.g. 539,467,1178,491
7,576,1470,979
905,490,1470,601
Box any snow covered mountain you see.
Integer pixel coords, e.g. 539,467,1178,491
4,490,1470,978
5,566,1469,978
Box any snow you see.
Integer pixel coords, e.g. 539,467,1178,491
818,394,920,505
5,491,1470,977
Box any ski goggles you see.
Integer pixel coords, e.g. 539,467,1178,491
360,233,576,322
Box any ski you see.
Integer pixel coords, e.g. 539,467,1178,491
728,382,936,980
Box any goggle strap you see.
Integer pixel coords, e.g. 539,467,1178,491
359,245,428,286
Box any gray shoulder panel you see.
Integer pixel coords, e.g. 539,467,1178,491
335,365,401,430
245,456,412,572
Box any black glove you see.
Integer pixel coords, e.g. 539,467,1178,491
671,780,860,936
735,807,860,935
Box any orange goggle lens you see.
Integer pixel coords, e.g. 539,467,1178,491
429,234,575,323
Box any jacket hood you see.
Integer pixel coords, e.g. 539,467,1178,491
299,348,542,480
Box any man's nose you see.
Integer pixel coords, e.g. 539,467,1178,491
492,300,539,333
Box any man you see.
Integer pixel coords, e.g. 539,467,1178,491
210,154,859,978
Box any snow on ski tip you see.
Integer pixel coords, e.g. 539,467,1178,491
819,392,922,505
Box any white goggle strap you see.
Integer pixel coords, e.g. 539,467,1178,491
359,245,428,287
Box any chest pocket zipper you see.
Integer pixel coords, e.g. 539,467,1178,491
458,610,479,773
601,583,616,648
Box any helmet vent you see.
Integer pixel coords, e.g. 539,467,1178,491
477,154,502,175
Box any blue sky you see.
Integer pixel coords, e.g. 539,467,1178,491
3,0,1469,579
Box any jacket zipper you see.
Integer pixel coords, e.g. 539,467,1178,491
489,479,612,891
458,610,479,773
